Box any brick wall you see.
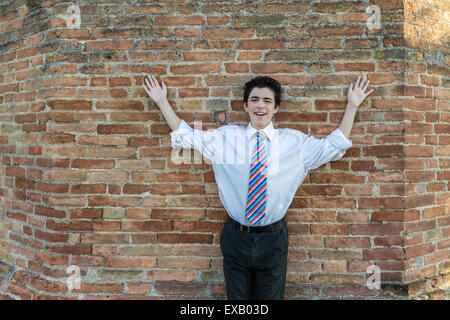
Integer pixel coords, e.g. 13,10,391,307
400,0,449,299
0,0,448,300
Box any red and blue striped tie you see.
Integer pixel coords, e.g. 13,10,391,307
245,130,267,225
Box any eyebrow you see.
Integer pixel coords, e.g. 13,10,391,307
249,95,273,101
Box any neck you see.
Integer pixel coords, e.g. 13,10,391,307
251,121,271,130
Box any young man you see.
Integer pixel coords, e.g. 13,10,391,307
143,74,372,299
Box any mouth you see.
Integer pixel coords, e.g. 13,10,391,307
254,112,267,117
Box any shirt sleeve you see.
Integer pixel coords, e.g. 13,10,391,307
169,119,222,161
298,127,352,170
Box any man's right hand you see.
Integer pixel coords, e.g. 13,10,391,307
143,74,167,107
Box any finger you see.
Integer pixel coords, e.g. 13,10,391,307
349,82,353,93
147,74,155,88
144,77,152,89
142,84,151,96
364,88,374,97
362,79,370,92
362,75,369,87
355,76,361,88
151,74,160,88
359,75,366,88
148,74,156,88
150,74,156,87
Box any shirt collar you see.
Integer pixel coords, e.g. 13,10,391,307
245,121,275,142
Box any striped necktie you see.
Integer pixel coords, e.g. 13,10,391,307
245,130,268,225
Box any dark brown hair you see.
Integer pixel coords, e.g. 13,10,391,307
243,76,282,107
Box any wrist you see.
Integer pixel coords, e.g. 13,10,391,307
346,102,359,110
157,98,170,109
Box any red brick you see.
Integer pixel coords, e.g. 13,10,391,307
364,248,403,260
405,243,436,259
86,40,134,51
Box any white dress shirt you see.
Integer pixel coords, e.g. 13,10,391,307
170,119,352,226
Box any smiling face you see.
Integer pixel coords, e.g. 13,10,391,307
244,87,278,130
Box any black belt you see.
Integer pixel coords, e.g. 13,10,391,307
227,216,285,233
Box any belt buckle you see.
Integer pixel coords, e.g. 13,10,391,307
240,224,250,233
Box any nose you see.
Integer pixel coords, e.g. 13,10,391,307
254,99,263,108
256,102,265,110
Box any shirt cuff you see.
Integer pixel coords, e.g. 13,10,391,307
327,128,353,151
169,119,192,148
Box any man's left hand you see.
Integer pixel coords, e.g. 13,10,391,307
347,75,374,109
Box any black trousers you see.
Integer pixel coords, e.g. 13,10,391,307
220,218,288,300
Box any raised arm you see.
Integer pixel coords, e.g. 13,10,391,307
143,74,181,132
338,75,373,139
143,74,223,162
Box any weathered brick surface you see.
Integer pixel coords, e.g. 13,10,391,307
0,0,448,300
